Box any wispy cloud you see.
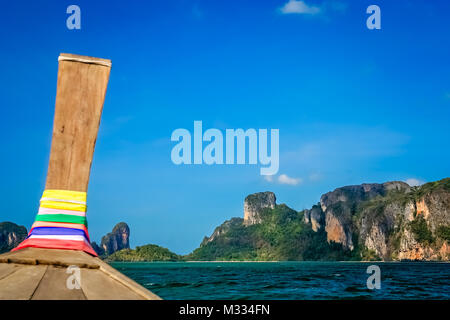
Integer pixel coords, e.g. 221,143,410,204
278,174,302,185
279,0,321,15
405,178,424,187
264,174,302,186
279,0,347,17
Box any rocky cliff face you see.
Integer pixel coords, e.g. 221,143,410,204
96,222,130,256
243,192,276,225
396,188,450,261
358,181,450,261
90,241,104,256
0,222,27,253
238,178,450,261
303,204,324,232
318,181,411,251
358,200,413,260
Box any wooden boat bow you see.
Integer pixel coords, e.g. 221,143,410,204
0,54,160,300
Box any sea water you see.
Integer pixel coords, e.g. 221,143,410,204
111,261,450,300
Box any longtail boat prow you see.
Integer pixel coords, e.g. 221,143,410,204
0,53,160,300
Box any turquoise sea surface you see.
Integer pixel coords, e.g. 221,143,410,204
111,261,450,300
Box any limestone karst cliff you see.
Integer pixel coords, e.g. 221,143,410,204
92,222,130,256
303,205,324,232
0,222,27,254
192,178,450,261
319,181,410,251
244,192,276,225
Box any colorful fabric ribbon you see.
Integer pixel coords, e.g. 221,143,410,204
13,189,97,256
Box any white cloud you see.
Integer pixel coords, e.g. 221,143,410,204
405,178,424,187
263,174,302,186
280,0,321,15
278,174,302,185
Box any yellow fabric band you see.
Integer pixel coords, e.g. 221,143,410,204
40,190,87,212
39,201,86,212
42,189,87,203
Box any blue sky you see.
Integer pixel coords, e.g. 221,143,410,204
0,0,449,254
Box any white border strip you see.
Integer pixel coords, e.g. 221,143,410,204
29,234,87,241
40,197,86,205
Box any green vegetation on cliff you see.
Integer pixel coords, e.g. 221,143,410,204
410,215,434,244
186,204,355,261
436,226,450,241
106,244,180,262
412,178,450,199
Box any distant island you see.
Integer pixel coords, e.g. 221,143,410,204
186,178,450,261
2,178,449,261
107,244,180,262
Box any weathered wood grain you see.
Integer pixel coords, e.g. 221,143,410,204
96,258,161,300
0,248,160,300
32,265,87,300
45,53,111,192
0,247,99,268
0,263,18,281
0,265,47,300
80,268,144,300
